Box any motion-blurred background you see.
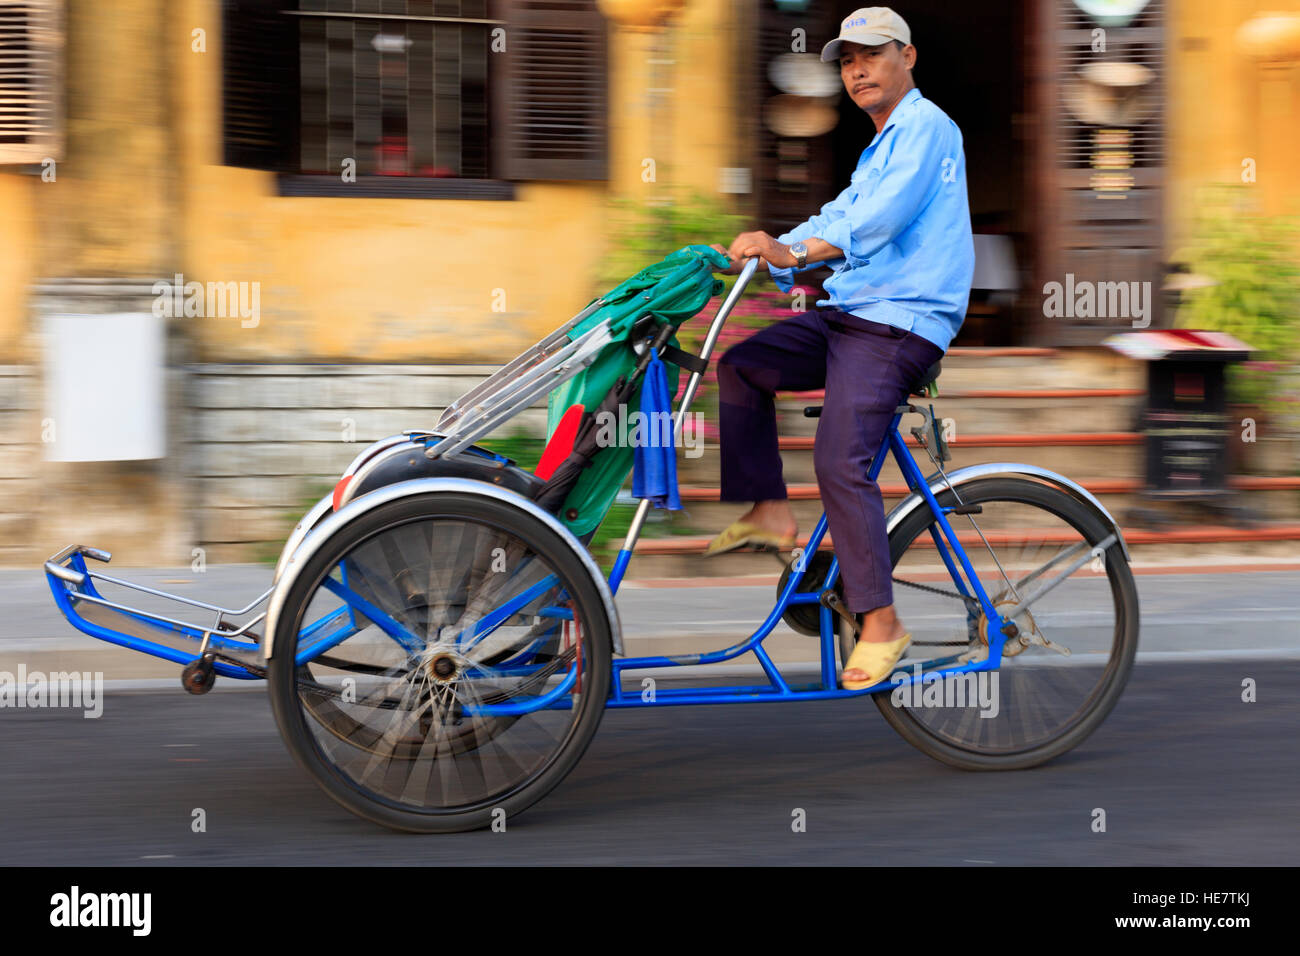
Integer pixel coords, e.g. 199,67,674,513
1,0,1298,575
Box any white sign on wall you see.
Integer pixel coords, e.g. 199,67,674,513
42,312,166,462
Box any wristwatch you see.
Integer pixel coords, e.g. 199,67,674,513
789,241,808,270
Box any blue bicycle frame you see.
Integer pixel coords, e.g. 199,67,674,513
433,402,1014,717
596,405,1011,709
436,403,1016,718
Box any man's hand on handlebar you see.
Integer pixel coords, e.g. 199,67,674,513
708,244,758,276
709,231,797,276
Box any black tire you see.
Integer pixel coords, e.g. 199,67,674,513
267,491,611,832
838,477,1139,771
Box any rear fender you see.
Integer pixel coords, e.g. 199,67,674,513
272,432,541,584
263,477,623,659
885,463,1132,562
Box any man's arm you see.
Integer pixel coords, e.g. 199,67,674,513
768,190,852,291
815,114,955,267
770,114,957,292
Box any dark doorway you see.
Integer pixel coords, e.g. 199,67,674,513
757,1,1032,345
829,2,1023,233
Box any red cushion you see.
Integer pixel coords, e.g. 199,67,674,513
534,404,584,480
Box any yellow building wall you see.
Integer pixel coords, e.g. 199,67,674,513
174,0,740,364
8,1,1299,363
0,0,179,360
0,176,36,358
1167,0,1300,244
0,0,740,364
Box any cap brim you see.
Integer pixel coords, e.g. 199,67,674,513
820,34,898,62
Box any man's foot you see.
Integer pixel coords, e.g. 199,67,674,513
736,499,797,540
703,520,796,557
841,631,912,690
703,500,797,557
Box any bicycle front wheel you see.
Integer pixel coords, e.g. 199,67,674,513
841,477,1139,770
267,491,611,832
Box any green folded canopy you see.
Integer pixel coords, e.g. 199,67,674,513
546,244,729,536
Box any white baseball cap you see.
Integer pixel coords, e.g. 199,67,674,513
820,7,912,63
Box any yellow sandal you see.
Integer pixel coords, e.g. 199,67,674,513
841,632,912,691
702,520,797,557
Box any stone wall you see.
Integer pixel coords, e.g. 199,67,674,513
187,364,539,563
0,367,38,566
4,364,541,566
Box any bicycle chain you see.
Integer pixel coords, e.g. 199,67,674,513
890,576,980,648
891,575,973,606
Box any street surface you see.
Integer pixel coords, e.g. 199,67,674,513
1,568,1296,864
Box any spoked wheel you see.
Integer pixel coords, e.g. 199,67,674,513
267,491,611,832
838,477,1139,770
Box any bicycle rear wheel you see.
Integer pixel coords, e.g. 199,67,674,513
268,491,611,832
840,477,1139,770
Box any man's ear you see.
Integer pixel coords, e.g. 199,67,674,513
903,43,917,70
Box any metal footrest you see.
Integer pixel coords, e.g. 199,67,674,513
43,545,269,680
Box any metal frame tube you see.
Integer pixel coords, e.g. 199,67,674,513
428,324,614,459
436,299,606,430
619,257,761,553
1005,534,1117,623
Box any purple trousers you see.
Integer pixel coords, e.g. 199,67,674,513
717,307,944,613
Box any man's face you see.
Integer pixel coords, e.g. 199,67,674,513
839,40,915,114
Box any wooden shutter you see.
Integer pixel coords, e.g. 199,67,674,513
222,0,299,171
754,2,843,238
492,0,607,180
1042,0,1167,343
0,0,62,165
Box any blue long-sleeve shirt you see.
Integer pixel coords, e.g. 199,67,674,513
767,87,975,353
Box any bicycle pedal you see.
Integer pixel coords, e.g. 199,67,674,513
820,591,860,638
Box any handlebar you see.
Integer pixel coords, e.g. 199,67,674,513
729,254,762,292
695,254,759,361
667,254,759,417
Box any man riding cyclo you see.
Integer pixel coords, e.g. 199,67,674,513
709,6,975,691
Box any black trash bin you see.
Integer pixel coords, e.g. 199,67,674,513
1104,329,1256,527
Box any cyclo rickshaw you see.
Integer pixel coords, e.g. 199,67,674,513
44,247,1139,832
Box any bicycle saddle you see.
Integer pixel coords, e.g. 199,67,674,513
909,359,941,397
802,357,943,419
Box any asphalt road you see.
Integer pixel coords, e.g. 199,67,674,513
0,657,1295,865
3,568,1298,864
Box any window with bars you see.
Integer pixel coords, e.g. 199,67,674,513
222,0,608,196
0,0,62,166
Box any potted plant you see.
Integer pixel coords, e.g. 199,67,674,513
1172,185,1300,475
